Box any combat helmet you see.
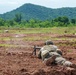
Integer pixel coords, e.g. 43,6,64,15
45,40,54,45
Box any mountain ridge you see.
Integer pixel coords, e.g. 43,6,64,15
0,3,76,20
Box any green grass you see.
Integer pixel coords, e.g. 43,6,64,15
0,26,76,42
0,44,18,47
0,26,76,34
68,50,73,52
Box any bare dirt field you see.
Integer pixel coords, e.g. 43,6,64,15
0,31,76,75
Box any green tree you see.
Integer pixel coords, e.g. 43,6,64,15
61,16,69,24
0,18,5,26
54,16,69,26
71,19,76,24
14,13,22,23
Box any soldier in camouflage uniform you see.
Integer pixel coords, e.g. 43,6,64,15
38,40,75,67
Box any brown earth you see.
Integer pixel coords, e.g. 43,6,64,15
0,32,76,75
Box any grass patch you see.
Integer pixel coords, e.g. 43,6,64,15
0,26,76,34
68,50,73,52
0,44,18,47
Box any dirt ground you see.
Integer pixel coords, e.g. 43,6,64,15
0,32,76,75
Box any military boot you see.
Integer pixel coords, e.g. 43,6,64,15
44,55,56,66
70,64,76,69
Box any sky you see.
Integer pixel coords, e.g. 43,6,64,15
0,0,76,14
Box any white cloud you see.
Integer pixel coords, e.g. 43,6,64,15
0,0,76,14
7,2,18,5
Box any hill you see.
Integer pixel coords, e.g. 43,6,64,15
0,3,76,20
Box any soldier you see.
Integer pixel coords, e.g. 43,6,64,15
38,40,76,68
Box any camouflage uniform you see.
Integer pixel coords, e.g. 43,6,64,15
38,44,72,67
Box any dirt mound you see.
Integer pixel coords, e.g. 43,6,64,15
0,33,76,75
19,67,76,75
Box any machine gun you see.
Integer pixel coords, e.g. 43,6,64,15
32,45,41,55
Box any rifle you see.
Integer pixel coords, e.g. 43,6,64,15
32,45,41,55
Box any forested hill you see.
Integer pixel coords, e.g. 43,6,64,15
0,3,76,20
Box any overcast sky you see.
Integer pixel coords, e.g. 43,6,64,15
0,0,76,14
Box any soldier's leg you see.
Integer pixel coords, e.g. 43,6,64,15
63,61,72,67
55,57,66,65
63,61,76,68
55,57,76,68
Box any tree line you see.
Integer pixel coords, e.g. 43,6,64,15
0,13,76,28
